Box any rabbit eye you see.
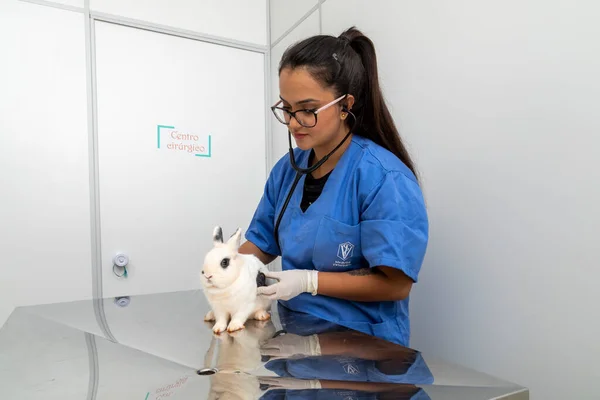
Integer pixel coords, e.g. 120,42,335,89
220,258,230,268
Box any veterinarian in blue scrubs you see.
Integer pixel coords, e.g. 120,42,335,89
240,27,428,347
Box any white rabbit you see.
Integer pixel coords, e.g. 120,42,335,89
201,226,271,334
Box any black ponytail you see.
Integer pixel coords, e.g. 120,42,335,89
279,27,418,180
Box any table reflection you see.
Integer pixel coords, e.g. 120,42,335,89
1,291,527,399
201,303,433,400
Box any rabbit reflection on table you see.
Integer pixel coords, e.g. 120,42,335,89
201,226,272,334
204,319,276,400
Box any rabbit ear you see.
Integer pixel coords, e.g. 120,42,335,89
226,227,242,250
212,226,223,245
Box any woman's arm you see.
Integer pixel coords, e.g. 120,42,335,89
317,266,413,302
258,265,413,302
238,240,277,265
316,330,416,360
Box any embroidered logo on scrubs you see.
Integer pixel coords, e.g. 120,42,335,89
337,242,354,261
343,363,360,375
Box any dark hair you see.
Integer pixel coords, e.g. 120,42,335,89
279,27,418,180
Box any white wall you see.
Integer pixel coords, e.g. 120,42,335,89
302,0,598,399
0,0,269,328
0,1,93,326
90,0,267,45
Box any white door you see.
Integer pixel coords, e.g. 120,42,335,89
95,21,267,298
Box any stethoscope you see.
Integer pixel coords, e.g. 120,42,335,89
273,109,356,252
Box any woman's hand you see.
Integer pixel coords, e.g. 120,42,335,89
259,377,321,391
260,333,321,358
257,270,319,301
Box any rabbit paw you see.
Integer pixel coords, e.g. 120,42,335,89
204,310,215,321
213,321,228,334
226,320,245,332
254,310,271,321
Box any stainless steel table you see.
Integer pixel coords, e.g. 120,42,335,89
0,290,528,399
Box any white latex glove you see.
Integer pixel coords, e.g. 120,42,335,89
257,270,319,301
260,333,321,358
259,376,322,390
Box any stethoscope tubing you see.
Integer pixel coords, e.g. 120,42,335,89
273,112,356,252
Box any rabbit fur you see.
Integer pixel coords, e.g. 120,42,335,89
201,226,271,334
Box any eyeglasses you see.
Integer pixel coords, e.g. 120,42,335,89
271,94,347,128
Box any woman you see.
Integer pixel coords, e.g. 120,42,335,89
239,27,428,346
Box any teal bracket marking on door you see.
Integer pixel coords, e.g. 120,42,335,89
157,125,175,148
144,392,150,400
195,135,212,158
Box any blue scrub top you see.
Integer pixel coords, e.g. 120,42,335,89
246,135,428,346
264,352,433,385
259,388,430,400
268,304,434,385
275,302,350,336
